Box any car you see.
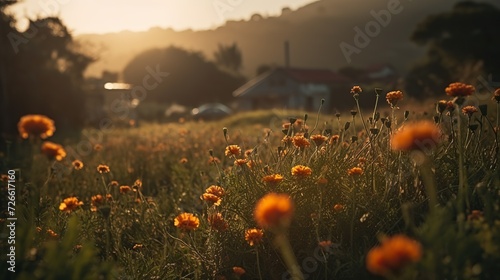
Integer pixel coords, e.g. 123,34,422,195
191,103,232,120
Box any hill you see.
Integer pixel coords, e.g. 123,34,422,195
77,0,499,79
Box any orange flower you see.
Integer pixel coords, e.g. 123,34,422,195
254,193,294,229
93,144,103,151
317,177,328,185
291,165,312,178
232,266,246,276
179,157,188,164
201,193,222,206
351,85,362,94
391,121,441,152
244,149,253,158
97,164,110,174
262,174,284,185
366,235,422,277
225,145,241,157
133,244,144,250
208,157,221,164
119,185,132,193
386,90,403,107
205,185,225,197
310,134,328,146
72,160,84,170
90,194,105,212
333,204,344,212
445,82,475,97
109,180,119,188
329,134,340,144
59,197,84,213
174,213,200,231
41,141,66,161
461,105,478,117
318,240,333,252
208,213,228,231
245,228,264,246
234,159,248,166
133,179,142,189
46,229,58,238
292,135,310,148
347,167,363,176
17,114,55,139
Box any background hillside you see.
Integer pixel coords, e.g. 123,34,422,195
77,0,499,79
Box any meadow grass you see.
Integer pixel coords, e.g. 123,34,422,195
1,85,500,280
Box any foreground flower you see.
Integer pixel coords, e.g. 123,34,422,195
174,213,200,231
386,90,404,107
366,235,422,277
225,145,241,157
262,174,284,185
201,193,222,206
245,228,264,246
254,193,294,229
72,160,84,170
41,141,66,161
291,165,312,178
445,82,475,97
59,197,84,213
350,85,362,95
97,164,110,174
18,114,55,139
391,121,441,152
347,167,363,176
205,185,225,197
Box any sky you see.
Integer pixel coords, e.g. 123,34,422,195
7,0,317,34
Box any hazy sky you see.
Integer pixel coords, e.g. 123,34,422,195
8,0,317,34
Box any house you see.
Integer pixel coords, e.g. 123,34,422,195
233,67,349,112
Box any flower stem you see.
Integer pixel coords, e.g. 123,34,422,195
274,232,304,280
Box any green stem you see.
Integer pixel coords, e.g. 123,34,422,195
274,232,304,280
256,248,263,280
456,108,469,213
417,155,438,212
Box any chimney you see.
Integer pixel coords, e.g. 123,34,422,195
284,40,290,68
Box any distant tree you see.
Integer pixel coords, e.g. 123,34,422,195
405,1,500,97
122,46,245,107
1,4,93,137
213,42,243,73
338,66,366,82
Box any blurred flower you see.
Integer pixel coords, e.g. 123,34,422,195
467,210,483,221
366,235,422,277
119,185,132,194
41,141,66,161
245,228,264,246
232,266,246,276
254,193,294,229
282,135,292,145
109,180,119,188
205,185,225,197
461,105,478,117
174,213,200,231
46,229,58,238
234,159,248,166
133,179,142,189
317,177,328,185
310,134,328,146
329,135,340,144
262,174,284,185
97,164,110,174
318,240,333,252
292,135,310,148
18,114,55,139
333,204,344,212
493,88,500,102
72,160,84,170
90,194,105,212
386,90,403,107
93,144,103,151
225,145,241,157
244,149,253,158
391,121,441,152
133,244,143,250
291,165,312,178
445,82,475,97
59,197,83,213
350,85,362,95
348,167,363,176
179,157,188,164
208,213,228,231
208,157,221,164
201,193,222,206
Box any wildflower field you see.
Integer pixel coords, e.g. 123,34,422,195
1,84,500,280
